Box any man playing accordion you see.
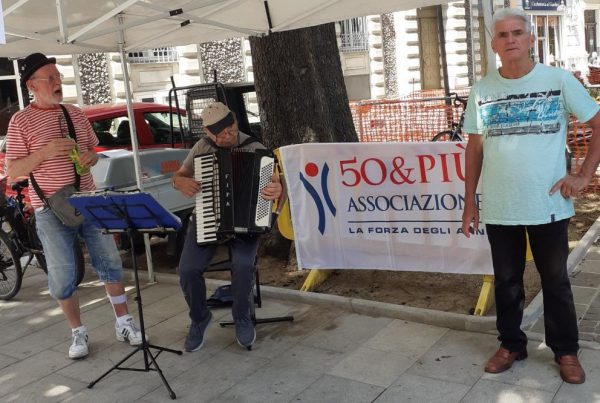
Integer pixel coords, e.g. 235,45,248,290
171,102,282,352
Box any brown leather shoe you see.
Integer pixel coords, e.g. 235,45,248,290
484,347,527,373
555,355,586,384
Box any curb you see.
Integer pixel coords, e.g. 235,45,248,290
133,270,497,332
128,216,600,333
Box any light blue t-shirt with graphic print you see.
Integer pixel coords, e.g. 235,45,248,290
463,63,599,225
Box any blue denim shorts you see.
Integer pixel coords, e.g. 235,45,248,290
35,206,123,299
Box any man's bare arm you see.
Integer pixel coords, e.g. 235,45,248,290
461,134,484,238
171,165,201,198
550,111,600,198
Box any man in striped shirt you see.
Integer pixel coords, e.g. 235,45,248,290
5,53,144,359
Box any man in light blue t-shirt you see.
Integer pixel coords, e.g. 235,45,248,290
462,8,600,384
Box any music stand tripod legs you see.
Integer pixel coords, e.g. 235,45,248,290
88,228,182,399
70,193,185,400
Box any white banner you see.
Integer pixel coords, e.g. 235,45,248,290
280,142,493,274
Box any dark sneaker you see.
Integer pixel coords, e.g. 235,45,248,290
184,312,212,352
235,318,256,349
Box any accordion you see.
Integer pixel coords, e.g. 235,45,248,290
194,149,275,244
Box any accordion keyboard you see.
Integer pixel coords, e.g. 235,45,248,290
194,154,219,244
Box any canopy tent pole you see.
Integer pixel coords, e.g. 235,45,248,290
118,15,156,283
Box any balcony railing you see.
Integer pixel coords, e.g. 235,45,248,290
128,47,179,63
339,17,368,52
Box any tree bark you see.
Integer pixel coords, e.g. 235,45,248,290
249,23,358,149
250,23,357,261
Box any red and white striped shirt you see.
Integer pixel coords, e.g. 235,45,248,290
6,103,98,208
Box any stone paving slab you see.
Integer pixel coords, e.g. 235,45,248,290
461,379,555,403
374,373,470,403
329,346,415,387
570,271,600,288
294,374,384,403
0,373,88,403
406,330,498,386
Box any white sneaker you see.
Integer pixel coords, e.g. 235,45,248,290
115,317,144,346
69,329,89,359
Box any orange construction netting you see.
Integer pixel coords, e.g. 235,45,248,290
350,89,469,143
350,89,599,194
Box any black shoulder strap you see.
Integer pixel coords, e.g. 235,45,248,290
59,105,77,142
29,173,48,206
59,105,80,190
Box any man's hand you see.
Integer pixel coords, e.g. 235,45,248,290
260,171,282,201
173,175,201,198
461,200,479,238
44,138,76,158
550,173,592,199
78,150,99,168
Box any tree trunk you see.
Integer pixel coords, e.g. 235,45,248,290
250,23,357,262
249,23,358,149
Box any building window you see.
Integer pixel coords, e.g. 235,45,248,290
532,15,561,67
128,47,178,64
585,10,597,55
339,17,368,52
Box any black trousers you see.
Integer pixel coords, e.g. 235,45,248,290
486,219,579,357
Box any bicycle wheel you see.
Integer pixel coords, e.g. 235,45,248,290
34,239,85,286
432,130,462,142
0,230,23,300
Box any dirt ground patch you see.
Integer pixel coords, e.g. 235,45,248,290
125,193,599,316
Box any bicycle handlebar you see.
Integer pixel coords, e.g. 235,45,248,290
10,179,28,192
451,93,468,108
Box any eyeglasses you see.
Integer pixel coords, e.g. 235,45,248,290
30,73,64,84
220,125,236,136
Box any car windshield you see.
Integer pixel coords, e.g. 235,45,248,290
144,112,188,144
90,108,189,147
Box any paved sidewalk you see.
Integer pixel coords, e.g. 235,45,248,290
1,246,600,402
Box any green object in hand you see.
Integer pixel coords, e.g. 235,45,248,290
69,146,90,175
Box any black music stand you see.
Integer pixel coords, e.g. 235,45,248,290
68,191,183,400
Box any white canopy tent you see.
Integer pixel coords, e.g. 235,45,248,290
1,0,467,279
0,0,452,57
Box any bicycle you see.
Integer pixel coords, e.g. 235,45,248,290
431,92,467,142
0,178,85,300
